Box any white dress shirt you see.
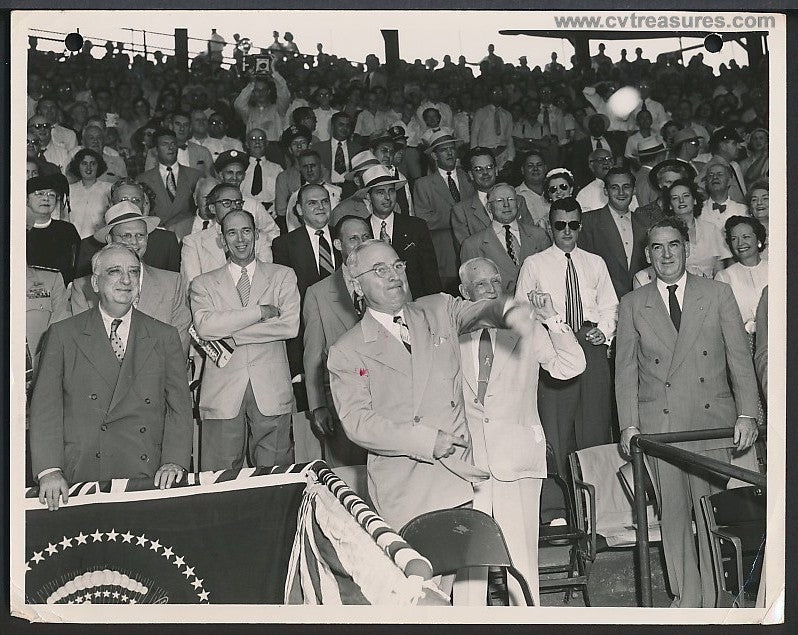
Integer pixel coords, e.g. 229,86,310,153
515,245,619,341
607,205,634,266
437,167,461,193
191,135,243,158
370,212,395,243
304,224,334,272
700,197,747,233
654,271,687,313
158,161,180,190
492,219,521,246
576,178,639,213
367,306,407,346
314,107,338,142
241,156,283,206
190,216,216,235
227,259,258,297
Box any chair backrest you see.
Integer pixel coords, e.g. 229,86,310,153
399,508,513,575
707,486,766,528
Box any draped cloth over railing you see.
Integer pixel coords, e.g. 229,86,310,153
285,462,447,605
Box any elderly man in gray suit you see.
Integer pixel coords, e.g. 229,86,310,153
302,215,373,467
616,217,759,608
70,201,191,355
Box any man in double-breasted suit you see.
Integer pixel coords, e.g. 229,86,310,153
137,128,202,231
616,217,759,608
456,257,585,606
327,239,537,534
303,215,372,467
413,130,475,292
460,183,551,294
30,244,193,511
578,168,648,300
70,201,191,354
191,209,300,471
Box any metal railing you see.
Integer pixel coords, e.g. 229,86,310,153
630,425,766,607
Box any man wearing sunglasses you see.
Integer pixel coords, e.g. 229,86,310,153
28,114,70,175
516,197,618,487
328,239,538,574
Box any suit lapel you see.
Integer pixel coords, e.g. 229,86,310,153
250,261,270,305
109,310,156,413
630,212,647,270
404,304,433,411
215,265,243,309
75,309,120,389
669,275,707,374
329,270,358,326
518,220,543,260
640,282,678,353
359,311,411,375
490,328,520,380
433,172,455,205
598,208,630,273
460,332,478,395
483,229,515,271
137,265,158,316
471,198,491,233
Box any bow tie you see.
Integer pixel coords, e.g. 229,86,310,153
712,202,727,213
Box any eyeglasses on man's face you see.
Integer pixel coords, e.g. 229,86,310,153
212,198,245,209
552,220,582,231
354,260,407,279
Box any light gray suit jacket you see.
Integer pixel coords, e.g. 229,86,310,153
137,163,202,229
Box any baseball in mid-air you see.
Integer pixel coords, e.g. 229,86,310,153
607,86,642,119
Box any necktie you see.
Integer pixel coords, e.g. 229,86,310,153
712,202,727,213
503,224,519,265
353,291,366,318
166,166,177,201
316,229,334,277
394,169,409,214
109,318,125,363
667,284,681,331
393,315,412,353
379,220,390,244
494,107,502,136
594,137,604,150
446,171,460,203
251,158,263,196
202,219,210,230
237,266,250,306
477,328,493,405
542,106,551,136
564,253,583,333
334,141,346,175
640,99,648,112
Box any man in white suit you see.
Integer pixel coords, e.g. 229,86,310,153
456,257,585,606
190,209,300,470
181,183,275,290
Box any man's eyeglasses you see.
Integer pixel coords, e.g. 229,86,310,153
553,220,582,231
248,135,266,142
547,183,570,194
590,157,614,164
471,165,496,175
117,196,143,205
31,190,57,200
212,198,245,209
29,123,51,130
353,260,407,279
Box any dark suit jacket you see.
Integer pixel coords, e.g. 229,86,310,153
312,138,363,177
74,228,181,279
373,213,442,300
460,220,551,294
30,307,192,483
137,164,202,228
566,134,627,188
578,205,648,300
271,227,342,299
615,274,759,452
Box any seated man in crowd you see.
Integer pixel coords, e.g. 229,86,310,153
31,243,193,510
144,112,215,177
70,201,191,354
241,127,284,214
190,209,300,471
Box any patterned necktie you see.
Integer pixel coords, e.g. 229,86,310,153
446,171,460,203
393,315,412,353
712,202,727,213
379,220,390,244
564,253,583,333
334,141,346,175
494,107,502,135
594,137,604,150
353,291,366,318
316,229,335,277
237,266,250,306
166,166,177,201
542,106,551,136
394,169,409,214
251,158,263,196
667,284,681,331
504,224,519,265
109,318,125,363
477,328,493,405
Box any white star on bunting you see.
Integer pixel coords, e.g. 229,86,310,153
91,530,104,542
182,566,194,578
198,590,209,602
121,532,134,543
75,532,88,545
59,536,73,550
161,547,174,559
149,539,161,552
45,543,58,556
191,578,203,590
106,529,119,541
173,556,185,567
31,552,44,564
136,534,147,546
